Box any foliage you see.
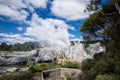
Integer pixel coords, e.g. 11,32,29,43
86,0,102,11
0,42,9,51
80,1,120,79
66,75,72,80
28,62,48,72
93,52,104,61
0,71,33,80
26,61,35,67
93,60,108,75
0,41,40,51
81,1,120,52
95,75,120,80
80,59,97,80
52,65,62,69
80,58,95,71
34,63,48,71
63,61,80,69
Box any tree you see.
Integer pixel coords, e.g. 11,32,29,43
0,41,40,51
81,0,120,53
80,0,120,80
86,0,102,11
0,42,8,51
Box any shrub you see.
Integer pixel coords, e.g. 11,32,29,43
79,69,97,80
115,63,120,75
93,52,104,61
66,75,72,80
29,63,48,72
0,72,33,80
52,65,62,69
93,60,108,75
26,61,35,67
64,61,79,68
38,63,48,71
80,58,95,71
95,75,114,80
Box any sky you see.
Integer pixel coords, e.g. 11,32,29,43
0,0,109,46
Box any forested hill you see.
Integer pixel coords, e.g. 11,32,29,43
0,42,40,51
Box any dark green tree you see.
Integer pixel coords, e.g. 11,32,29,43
0,41,40,51
0,42,8,51
80,0,120,80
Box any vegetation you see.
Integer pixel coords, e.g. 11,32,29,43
0,41,40,51
63,61,80,69
52,65,62,69
79,0,120,80
26,61,35,67
66,75,72,80
26,62,48,72
95,75,120,80
0,71,33,80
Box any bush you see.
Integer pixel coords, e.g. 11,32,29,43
93,52,104,61
0,72,33,80
26,61,35,67
79,69,97,80
115,63,120,75
52,65,62,69
64,61,79,68
66,75,72,80
29,63,48,72
93,60,108,75
95,75,114,80
81,58,95,71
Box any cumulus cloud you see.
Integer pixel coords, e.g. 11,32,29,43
51,0,90,20
24,13,75,47
0,4,28,21
17,27,24,31
0,33,35,44
0,0,48,21
28,0,48,9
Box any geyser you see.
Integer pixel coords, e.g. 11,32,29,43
0,41,105,63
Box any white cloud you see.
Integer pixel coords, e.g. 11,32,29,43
0,33,20,38
0,0,48,21
28,0,48,8
0,0,26,10
69,34,75,38
24,13,75,47
0,33,35,44
51,0,90,20
17,27,23,31
0,4,28,21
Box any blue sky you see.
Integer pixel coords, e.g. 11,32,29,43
0,0,109,46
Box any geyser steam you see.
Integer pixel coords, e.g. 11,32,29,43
25,13,75,47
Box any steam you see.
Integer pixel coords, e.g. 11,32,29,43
25,13,75,47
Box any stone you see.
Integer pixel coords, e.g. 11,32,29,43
41,68,81,80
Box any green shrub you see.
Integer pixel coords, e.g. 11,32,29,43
38,63,48,71
79,69,97,80
64,61,79,68
115,63,120,74
93,60,108,75
33,63,41,71
93,52,104,61
95,75,114,80
52,65,62,69
66,75,72,80
0,72,33,80
26,61,35,67
81,58,95,71
29,63,48,72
